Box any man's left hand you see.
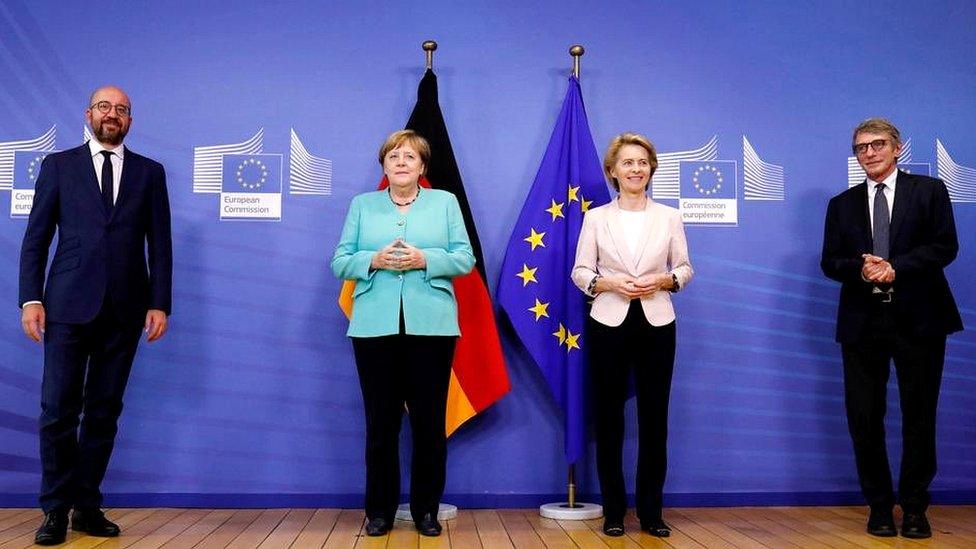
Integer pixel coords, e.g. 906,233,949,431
145,309,168,342
861,254,895,283
877,264,896,283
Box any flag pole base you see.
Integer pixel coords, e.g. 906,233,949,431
539,502,602,520
395,502,458,522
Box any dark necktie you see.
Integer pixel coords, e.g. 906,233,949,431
100,150,114,211
872,183,889,258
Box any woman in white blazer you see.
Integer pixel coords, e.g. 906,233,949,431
572,133,693,538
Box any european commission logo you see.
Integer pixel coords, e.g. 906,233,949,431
221,154,282,221
652,135,786,226
680,160,737,225
846,138,976,203
1,126,57,219
10,151,50,218
193,128,332,221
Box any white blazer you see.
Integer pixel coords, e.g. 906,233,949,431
571,197,693,327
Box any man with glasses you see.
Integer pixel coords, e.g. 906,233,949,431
821,118,962,539
19,86,172,545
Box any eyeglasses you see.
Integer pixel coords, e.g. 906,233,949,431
90,101,131,117
853,139,888,155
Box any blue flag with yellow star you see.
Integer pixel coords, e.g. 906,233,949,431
497,76,610,465
221,154,282,194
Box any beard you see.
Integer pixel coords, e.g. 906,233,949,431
93,119,128,146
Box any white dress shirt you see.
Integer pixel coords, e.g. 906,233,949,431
866,169,896,236
89,139,125,204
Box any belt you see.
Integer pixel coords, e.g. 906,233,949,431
871,287,893,303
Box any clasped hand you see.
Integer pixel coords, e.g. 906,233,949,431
861,254,895,284
371,240,426,271
603,273,671,299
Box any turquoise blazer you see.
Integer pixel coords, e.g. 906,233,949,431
331,188,475,337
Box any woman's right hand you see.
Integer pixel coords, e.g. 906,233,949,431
595,273,645,299
370,242,402,271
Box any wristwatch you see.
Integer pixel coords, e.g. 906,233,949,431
669,272,680,292
586,275,601,296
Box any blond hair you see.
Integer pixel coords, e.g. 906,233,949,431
378,130,430,173
603,133,658,191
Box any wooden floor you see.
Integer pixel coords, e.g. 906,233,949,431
1,506,974,548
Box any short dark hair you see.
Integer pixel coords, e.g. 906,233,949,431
852,118,901,149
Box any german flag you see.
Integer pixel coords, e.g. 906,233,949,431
339,69,510,435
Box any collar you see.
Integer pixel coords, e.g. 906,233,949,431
867,169,897,192
88,139,126,160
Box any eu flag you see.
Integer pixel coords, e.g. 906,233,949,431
680,160,736,199
221,154,282,194
497,76,610,465
14,151,49,190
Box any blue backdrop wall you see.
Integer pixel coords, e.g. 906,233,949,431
1,0,974,507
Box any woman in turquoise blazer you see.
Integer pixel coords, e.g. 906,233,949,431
331,130,474,537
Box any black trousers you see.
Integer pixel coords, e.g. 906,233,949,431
351,328,455,523
588,300,676,524
841,301,946,513
39,302,143,513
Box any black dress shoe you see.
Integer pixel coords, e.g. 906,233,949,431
34,510,68,546
901,512,931,539
71,508,120,537
364,517,390,536
602,519,624,536
641,518,671,537
866,507,897,537
415,513,442,537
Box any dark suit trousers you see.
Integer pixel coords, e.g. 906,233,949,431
588,300,676,524
351,326,455,523
841,300,946,514
39,302,142,513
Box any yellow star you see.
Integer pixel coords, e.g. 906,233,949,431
545,199,565,221
565,329,581,352
516,264,538,286
568,185,580,203
552,323,566,345
528,298,550,321
524,228,546,251
580,196,593,213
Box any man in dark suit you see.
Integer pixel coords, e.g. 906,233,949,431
19,86,172,545
821,118,962,539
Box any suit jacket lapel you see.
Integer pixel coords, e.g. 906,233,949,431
855,182,873,252
889,171,913,246
112,151,137,221
76,143,109,218
605,199,638,276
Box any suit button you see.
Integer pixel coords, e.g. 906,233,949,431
398,274,403,280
